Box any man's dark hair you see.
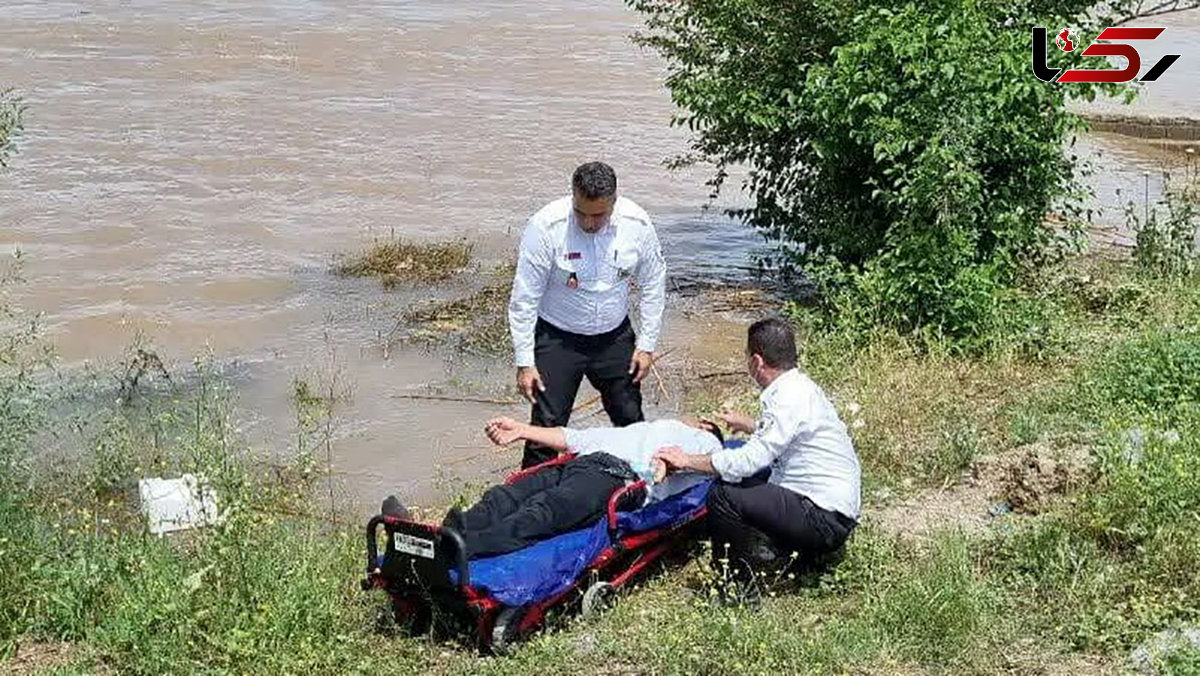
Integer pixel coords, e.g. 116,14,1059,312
699,419,725,446
572,162,617,200
747,317,798,369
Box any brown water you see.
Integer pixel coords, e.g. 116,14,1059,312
1,1,1196,510
1068,10,1200,119
0,0,758,510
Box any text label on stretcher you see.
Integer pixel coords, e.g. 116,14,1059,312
394,533,435,559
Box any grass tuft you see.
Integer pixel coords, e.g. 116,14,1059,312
397,264,514,356
336,237,472,288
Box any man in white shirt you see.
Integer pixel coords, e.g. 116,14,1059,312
508,162,668,468
654,317,861,581
381,416,721,558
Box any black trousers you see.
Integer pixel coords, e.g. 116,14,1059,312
706,470,856,579
446,453,645,559
522,317,644,468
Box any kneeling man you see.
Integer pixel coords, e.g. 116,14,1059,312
382,417,722,559
655,317,861,579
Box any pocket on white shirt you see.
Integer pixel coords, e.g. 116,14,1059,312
551,256,578,286
601,245,639,284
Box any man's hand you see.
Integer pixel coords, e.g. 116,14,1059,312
652,445,691,473
516,366,545,404
650,457,668,484
485,417,527,446
716,409,756,434
653,445,717,477
628,349,653,384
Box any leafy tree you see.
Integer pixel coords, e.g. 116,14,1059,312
629,0,1193,346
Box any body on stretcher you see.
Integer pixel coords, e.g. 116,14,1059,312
361,447,733,653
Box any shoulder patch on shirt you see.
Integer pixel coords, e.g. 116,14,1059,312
757,413,776,434
615,198,652,227
540,215,570,233
529,197,573,232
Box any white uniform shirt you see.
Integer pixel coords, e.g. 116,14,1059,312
710,369,862,520
562,420,720,504
508,195,667,367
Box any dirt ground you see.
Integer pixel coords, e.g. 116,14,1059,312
869,441,1095,544
0,641,106,676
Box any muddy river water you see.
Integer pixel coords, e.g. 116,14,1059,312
1,1,1197,510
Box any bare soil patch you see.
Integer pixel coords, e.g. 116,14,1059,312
870,441,1094,542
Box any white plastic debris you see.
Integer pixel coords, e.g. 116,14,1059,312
1130,626,1200,675
138,473,222,535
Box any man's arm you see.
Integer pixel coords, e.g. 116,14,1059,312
509,222,552,401
656,409,800,483
652,446,716,476
710,409,797,482
509,222,551,369
634,222,667,356
485,417,568,451
626,221,666,384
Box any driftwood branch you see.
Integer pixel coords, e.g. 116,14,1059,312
393,349,676,416
650,361,669,400
698,369,743,380
391,393,518,406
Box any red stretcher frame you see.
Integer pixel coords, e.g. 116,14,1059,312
361,452,707,652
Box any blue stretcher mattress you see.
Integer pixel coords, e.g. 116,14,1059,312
453,478,714,606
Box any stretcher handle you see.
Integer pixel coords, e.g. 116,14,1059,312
364,515,473,590
365,515,386,575
607,479,648,534
440,526,472,591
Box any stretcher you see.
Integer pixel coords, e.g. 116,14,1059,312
361,452,717,653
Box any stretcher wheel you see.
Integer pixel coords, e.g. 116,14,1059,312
582,581,616,618
490,606,527,656
391,597,431,637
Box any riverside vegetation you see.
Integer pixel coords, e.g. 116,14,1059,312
5,218,1200,675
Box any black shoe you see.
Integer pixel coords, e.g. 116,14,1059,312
442,506,465,532
381,495,410,520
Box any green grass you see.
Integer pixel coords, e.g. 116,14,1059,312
5,261,1200,674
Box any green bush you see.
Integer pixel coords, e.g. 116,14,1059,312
0,492,43,656
0,376,429,674
628,0,1132,348
0,253,50,658
1078,328,1200,423
1164,647,1200,676
1077,418,1200,551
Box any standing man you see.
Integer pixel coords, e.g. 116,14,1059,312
508,162,667,468
654,317,861,587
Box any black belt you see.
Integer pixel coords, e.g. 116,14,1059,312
536,316,632,344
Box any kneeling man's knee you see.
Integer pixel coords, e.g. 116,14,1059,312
705,480,734,514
